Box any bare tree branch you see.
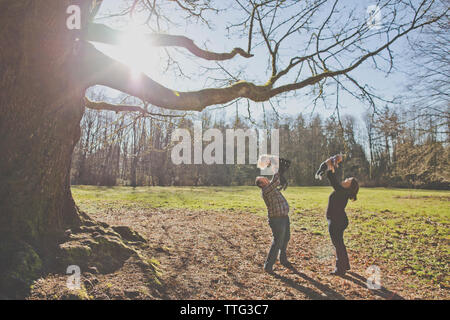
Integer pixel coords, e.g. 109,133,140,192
85,23,253,61
84,97,184,118
79,0,446,115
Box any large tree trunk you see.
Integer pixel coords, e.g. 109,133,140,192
0,1,90,297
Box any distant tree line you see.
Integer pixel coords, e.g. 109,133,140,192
71,102,449,189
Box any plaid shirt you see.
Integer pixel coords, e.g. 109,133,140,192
261,173,290,218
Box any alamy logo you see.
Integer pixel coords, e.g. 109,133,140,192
171,121,279,175
66,5,81,30
66,265,81,290
366,5,382,30
366,265,382,290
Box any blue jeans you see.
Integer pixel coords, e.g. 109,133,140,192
327,217,350,271
265,216,290,269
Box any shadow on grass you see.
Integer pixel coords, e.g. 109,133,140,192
271,266,346,300
271,267,404,300
344,271,404,300
271,272,329,300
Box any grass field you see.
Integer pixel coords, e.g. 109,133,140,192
72,185,449,291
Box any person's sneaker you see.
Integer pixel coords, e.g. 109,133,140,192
264,265,273,273
330,269,346,276
280,259,292,268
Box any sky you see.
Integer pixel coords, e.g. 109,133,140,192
91,0,419,127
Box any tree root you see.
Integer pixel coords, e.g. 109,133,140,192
0,210,160,299
57,211,152,274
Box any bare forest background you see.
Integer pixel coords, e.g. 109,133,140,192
71,95,449,189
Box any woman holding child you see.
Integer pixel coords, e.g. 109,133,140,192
324,155,359,276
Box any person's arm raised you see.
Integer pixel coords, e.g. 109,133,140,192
326,170,345,192
263,173,280,194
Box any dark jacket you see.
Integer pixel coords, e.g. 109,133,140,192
326,170,350,221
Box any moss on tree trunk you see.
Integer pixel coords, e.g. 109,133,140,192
0,0,91,297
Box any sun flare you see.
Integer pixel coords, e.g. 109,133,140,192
114,30,157,78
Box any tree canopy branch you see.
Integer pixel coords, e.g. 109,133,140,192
83,97,184,118
79,1,446,113
84,23,253,61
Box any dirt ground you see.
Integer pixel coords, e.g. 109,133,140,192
29,208,448,300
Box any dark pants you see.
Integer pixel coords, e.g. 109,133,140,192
265,216,290,269
327,217,350,271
